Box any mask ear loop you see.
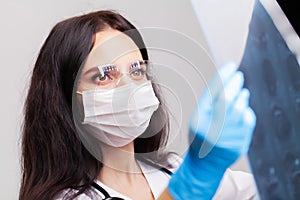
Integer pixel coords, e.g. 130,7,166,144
76,91,83,95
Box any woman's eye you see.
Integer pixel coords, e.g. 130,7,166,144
130,69,146,77
92,73,110,83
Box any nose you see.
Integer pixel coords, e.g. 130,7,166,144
115,73,132,87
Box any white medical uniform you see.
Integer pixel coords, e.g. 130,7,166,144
56,153,259,199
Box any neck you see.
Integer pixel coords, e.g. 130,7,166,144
99,142,141,174
97,142,154,199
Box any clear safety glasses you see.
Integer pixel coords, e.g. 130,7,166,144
93,60,151,89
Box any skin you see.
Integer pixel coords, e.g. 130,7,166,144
77,28,156,200
158,189,174,200
78,28,147,91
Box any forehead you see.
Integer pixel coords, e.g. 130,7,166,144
83,29,142,71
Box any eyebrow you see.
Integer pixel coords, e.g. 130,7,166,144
83,63,115,76
83,66,100,76
83,60,144,76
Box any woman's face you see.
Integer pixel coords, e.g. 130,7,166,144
73,28,157,150
77,28,147,92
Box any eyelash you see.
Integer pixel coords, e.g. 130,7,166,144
91,72,111,82
130,68,146,76
90,62,148,84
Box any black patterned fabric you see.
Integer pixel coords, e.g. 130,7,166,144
239,1,300,199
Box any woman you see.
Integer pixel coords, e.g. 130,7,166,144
20,10,258,200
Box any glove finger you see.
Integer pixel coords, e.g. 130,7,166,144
195,72,245,155
213,106,256,155
243,105,256,128
210,89,254,152
217,62,238,85
227,88,250,124
222,71,245,106
234,88,250,111
202,62,238,105
240,107,256,154
212,71,244,116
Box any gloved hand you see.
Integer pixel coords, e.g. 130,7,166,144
168,62,256,199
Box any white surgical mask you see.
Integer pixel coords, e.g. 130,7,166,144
77,81,160,147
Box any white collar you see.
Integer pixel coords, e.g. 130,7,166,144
94,160,171,199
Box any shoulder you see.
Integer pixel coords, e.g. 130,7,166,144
213,169,260,200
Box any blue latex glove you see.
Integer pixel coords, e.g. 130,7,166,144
168,62,256,199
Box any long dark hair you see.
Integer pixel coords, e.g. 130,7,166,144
20,10,169,200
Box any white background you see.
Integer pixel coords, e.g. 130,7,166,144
0,0,252,199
